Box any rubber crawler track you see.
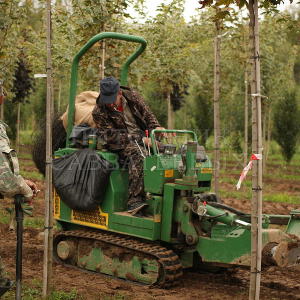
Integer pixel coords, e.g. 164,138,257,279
53,230,183,288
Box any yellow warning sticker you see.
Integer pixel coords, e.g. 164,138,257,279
165,169,174,178
72,208,108,230
201,168,213,174
53,190,61,219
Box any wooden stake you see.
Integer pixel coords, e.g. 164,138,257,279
42,0,53,298
244,70,248,167
265,106,272,169
249,0,263,299
57,80,62,112
262,102,267,173
243,16,249,167
213,18,221,199
167,92,174,129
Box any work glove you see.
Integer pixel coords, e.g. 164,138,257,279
6,204,33,217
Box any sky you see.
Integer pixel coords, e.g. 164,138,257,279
126,0,295,22
126,0,201,22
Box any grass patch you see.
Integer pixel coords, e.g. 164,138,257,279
18,152,32,160
218,176,252,187
267,160,300,167
220,169,242,176
217,152,300,168
19,159,36,167
264,173,300,181
0,207,10,224
2,284,81,300
20,130,34,145
219,189,252,200
218,177,237,184
0,206,43,229
24,216,44,229
220,190,300,204
50,290,82,300
20,170,44,181
279,174,300,180
263,193,300,204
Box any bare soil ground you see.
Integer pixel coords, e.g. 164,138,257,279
223,195,298,216
1,222,300,300
0,149,300,299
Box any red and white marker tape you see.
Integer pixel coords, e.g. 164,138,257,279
236,154,262,190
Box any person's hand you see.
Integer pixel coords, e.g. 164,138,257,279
0,95,5,105
21,203,33,216
143,137,152,147
25,180,38,198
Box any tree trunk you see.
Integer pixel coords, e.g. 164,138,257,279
43,0,54,298
57,80,62,112
262,102,267,172
16,102,21,153
213,19,221,198
248,0,263,299
167,92,174,129
265,106,272,169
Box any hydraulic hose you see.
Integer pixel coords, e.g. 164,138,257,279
206,201,247,216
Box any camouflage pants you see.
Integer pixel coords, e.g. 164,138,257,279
119,142,147,207
0,255,6,285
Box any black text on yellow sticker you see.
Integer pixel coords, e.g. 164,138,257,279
201,168,212,174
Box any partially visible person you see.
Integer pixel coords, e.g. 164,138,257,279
92,76,164,215
60,91,98,129
0,86,37,295
33,91,98,176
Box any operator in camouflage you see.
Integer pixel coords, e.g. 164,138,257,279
92,76,163,215
0,83,37,294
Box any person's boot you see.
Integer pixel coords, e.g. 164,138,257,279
127,198,148,216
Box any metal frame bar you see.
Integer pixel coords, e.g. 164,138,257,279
66,32,147,145
150,129,197,155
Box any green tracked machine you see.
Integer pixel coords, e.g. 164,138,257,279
53,32,300,288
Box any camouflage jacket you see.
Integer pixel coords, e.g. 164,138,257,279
0,121,32,200
92,86,160,151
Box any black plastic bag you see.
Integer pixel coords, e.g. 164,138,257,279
53,149,113,211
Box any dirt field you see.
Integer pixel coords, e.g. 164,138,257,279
0,150,300,299
1,221,300,300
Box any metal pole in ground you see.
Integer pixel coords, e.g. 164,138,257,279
14,195,24,300
249,0,263,299
42,0,53,298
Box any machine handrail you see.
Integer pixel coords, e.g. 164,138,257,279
66,32,147,145
150,129,197,155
